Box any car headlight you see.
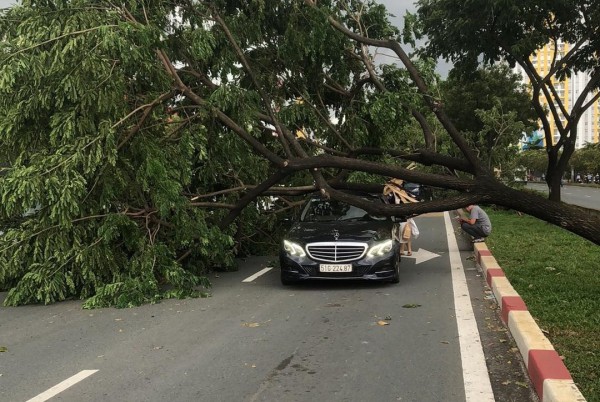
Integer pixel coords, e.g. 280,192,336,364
283,240,306,257
367,239,393,257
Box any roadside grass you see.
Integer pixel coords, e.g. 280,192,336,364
485,209,600,402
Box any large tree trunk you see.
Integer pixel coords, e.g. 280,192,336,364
545,146,562,202
492,184,600,244
545,124,577,202
547,174,563,202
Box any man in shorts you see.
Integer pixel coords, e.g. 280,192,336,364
459,205,492,243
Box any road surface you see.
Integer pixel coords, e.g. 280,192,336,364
0,213,536,402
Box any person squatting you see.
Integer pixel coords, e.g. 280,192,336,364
458,204,492,243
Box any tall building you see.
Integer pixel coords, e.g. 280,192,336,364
514,41,600,149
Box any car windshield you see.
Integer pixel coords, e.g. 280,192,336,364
300,199,387,222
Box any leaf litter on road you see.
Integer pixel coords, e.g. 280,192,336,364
241,319,272,328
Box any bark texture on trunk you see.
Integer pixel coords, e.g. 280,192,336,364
491,184,600,245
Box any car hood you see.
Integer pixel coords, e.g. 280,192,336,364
285,220,394,244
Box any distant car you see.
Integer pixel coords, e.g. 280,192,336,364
403,182,432,202
279,195,403,285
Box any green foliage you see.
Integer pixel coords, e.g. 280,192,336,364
517,149,549,176
474,105,525,170
3,0,555,308
486,210,600,400
441,65,536,134
1,0,399,306
415,0,600,75
439,65,536,170
0,1,236,307
570,143,600,175
415,0,600,194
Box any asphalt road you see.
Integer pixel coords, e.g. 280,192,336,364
0,213,536,402
526,182,600,209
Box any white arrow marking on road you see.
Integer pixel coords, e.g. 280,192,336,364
402,248,440,264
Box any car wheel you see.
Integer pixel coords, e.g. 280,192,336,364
391,253,400,284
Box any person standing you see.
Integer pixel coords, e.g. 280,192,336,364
399,218,419,255
458,205,492,243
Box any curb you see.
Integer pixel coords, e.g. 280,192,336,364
473,242,587,402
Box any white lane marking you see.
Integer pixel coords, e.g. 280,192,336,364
444,212,495,402
242,267,273,282
402,247,440,264
26,370,98,402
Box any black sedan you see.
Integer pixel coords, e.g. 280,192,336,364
279,197,402,285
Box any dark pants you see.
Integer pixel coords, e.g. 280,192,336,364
461,222,488,238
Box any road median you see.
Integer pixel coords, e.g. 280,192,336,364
473,242,586,402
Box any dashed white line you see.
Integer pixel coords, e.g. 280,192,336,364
444,212,495,402
242,267,273,282
26,370,98,402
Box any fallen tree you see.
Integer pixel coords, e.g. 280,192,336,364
1,0,598,306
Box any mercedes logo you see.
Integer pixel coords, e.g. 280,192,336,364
332,229,340,241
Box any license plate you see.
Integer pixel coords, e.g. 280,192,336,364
319,264,352,273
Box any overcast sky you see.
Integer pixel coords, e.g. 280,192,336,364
375,0,451,76
372,0,418,65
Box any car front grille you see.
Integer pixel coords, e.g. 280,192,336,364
306,242,368,262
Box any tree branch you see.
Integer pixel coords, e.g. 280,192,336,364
317,10,484,174
219,170,292,229
207,4,294,158
116,91,175,150
156,49,285,167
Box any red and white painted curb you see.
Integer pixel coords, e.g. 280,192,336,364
473,243,587,402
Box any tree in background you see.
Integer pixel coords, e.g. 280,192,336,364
440,65,537,172
1,0,600,306
570,143,600,178
414,0,600,200
517,150,550,179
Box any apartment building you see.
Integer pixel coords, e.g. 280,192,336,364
514,41,600,149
